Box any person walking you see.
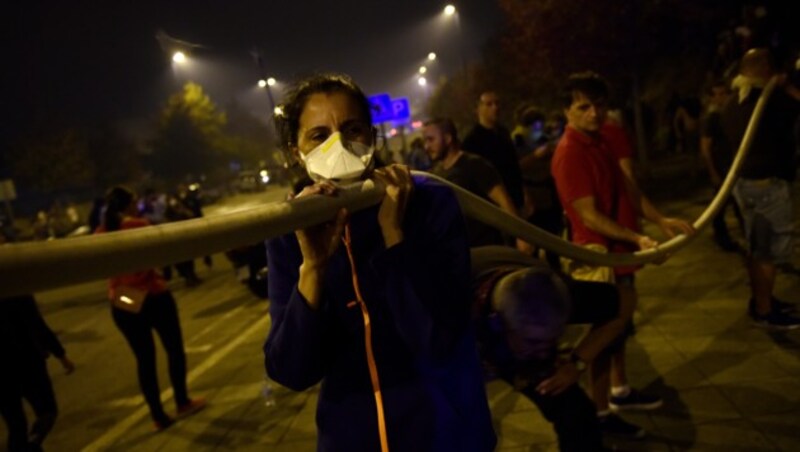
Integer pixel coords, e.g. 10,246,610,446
96,186,206,431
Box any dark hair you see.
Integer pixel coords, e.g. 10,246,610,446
103,186,135,232
515,105,546,127
559,71,609,109
424,117,460,145
276,73,372,148
476,90,497,106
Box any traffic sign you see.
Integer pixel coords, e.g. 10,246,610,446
368,93,393,124
391,98,410,122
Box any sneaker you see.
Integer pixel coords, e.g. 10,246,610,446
598,413,645,439
177,397,207,418
609,388,663,411
748,297,796,318
153,416,174,432
752,310,800,330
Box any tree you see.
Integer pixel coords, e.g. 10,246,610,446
149,82,227,184
221,101,278,168
85,123,142,189
7,128,95,193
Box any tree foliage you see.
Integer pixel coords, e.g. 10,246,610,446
8,129,96,192
149,82,227,184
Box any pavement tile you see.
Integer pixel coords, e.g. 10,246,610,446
691,351,791,385
649,418,776,451
487,380,539,414
650,385,742,423
493,409,558,448
717,377,800,418
750,410,800,451
764,348,800,375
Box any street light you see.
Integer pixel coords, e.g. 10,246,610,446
267,77,276,86
418,76,427,87
444,4,456,16
258,79,267,88
172,51,187,63
427,52,437,61
419,66,427,74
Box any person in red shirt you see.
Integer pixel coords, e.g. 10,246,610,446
96,186,206,431
551,72,694,439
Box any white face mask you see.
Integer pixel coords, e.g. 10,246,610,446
300,132,374,182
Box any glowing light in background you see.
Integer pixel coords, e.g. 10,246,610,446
172,51,187,63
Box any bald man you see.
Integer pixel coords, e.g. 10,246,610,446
721,48,800,329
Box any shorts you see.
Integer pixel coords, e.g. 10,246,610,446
564,244,637,283
732,178,793,264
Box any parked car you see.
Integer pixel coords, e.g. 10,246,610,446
236,170,270,193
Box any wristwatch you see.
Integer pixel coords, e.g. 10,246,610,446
569,353,587,372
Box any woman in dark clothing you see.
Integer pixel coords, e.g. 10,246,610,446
96,186,205,431
0,294,74,452
264,74,496,452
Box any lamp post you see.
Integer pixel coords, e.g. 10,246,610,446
442,4,467,78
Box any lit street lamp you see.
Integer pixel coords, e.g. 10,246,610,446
258,79,267,88
418,76,427,87
427,52,437,61
172,51,186,64
419,66,427,74
266,77,276,86
444,4,456,16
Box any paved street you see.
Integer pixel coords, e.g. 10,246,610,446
3,182,800,451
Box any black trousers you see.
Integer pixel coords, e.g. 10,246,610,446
0,356,57,451
518,381,604,451
112,291,189,422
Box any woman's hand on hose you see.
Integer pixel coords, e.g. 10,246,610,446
373,164,413,248
292,182,348,308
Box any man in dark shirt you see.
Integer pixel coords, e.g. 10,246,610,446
720,48,800,329
462,91,526,212
423,118,529,252
700,81,743,251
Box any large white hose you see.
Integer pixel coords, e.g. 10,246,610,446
0,78,777,298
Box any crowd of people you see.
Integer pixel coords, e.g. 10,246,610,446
3,39,799,452
263,43,799,451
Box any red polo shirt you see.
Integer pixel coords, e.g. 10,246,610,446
551,123,640,273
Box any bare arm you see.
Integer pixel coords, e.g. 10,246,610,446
571,196,654,249
700,136,722,186
487,184,532,253
618,157,695,239
487,184,520,218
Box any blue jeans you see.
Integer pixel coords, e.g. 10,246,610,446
732,178,793,263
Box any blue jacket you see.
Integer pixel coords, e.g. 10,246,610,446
264,176,496,452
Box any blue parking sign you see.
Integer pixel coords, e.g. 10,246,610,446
391,98,410,122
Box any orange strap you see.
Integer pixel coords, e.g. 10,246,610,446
343,224,390,452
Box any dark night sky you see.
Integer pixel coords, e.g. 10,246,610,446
3,0,503,143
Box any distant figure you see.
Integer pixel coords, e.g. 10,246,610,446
699,80,744,252
404,136,432,171
423,117,529,252
463,91,527,212
673,96,702,154
0,294,75,452
88,197,105,234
